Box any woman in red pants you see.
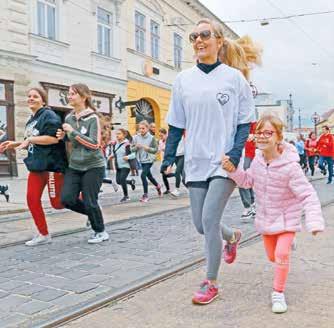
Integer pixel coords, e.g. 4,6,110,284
0,88,67,246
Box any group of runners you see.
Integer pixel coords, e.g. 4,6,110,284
0,18,325,315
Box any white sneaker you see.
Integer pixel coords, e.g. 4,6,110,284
170,189,180,197
88,231,109,244
251,203,256,215
240,208,253,222
271,291,288,313
25,234,52,247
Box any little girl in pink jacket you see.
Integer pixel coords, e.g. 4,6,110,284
223,115,324,314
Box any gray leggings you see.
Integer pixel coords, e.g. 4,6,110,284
188,178,235,280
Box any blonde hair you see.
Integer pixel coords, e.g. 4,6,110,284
256,115,284,141
196,19,262,80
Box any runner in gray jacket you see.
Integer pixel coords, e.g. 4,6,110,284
132,120,161,202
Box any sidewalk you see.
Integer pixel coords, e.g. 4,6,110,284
0,162,182,216
64,204,334,328
0,164,326,216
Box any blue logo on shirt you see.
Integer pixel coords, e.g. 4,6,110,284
216,93,230,107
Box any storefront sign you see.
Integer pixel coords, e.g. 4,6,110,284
0,83,5,100
48,88,111,114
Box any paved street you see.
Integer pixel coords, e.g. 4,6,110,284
0,179,331,327
64,203,334,328
0,195,248,328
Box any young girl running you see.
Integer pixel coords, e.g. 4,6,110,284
111,128,136,202
132,120,161,202
0,88,67,246
57,83,108,244
162,18,261,304
223,115,324,313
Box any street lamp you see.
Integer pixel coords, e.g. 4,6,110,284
311,112,321,135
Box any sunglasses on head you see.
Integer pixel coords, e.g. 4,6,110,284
255,130,276,139
189,30,217,43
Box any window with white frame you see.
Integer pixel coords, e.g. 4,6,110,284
37,0,56,40
135,11,146,53
174,33,182,69
97,7,113,57
150,20,160,60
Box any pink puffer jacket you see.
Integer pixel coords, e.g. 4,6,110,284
229,143,325,235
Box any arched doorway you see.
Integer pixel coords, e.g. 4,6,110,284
135,98,155,124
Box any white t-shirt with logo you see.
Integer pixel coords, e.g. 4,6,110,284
167,64,255,183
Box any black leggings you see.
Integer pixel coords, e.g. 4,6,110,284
162,173,170,191
141,163,159,194
161,155,186,191
116,168,132,197
61,167,105,233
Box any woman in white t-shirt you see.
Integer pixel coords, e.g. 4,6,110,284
161,18,261,305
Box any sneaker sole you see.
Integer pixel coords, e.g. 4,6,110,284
192,293,219,305
88,237,109,244
272,307,288,314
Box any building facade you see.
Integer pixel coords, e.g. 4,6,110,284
124,0,238,134
316,108,334,134
0,0,237,177
255,93,294,131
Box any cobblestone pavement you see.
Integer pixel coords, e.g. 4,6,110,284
0,179,332,327
0,198,247,327
64,204,334,328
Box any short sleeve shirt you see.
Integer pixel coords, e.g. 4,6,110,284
167,64,255,183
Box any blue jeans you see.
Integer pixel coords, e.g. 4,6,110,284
319,156,333,183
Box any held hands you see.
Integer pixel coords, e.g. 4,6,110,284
123,156,129,161
0,141,16,153
62,123,74,133
56,129,66,140
222,155,236,173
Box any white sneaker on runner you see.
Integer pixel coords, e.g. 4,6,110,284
251,203,256,215
240,208,253,222
25,234,52,246
271,291,288,313
170,189,180,197
88,231,109,244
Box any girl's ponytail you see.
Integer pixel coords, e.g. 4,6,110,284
219,35,262,81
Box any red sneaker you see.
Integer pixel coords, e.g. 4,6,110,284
223,230,241,264
192,280,219,305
